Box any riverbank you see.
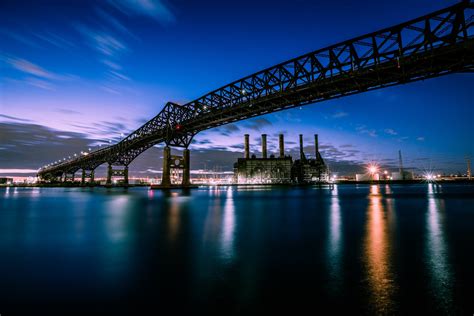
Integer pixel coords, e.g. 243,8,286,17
2,178,473,188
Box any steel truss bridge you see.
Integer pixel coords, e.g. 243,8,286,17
38,1,474,184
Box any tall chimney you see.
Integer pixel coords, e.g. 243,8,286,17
244,134,249,159
279,134,284,158
399,150,404,180
314,134,319,159
262,134,267,158
299,134,304,160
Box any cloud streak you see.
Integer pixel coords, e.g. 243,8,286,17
2,55,60,80
108,0,175,24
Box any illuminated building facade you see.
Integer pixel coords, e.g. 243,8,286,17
233,133,329,184
234,134,293,184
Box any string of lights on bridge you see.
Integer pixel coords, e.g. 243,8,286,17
39,133,126,170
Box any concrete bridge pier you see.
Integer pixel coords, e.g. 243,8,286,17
161,146,172,187
159,146,191,188
182,148,190,186
106,164,129,186
81,169,95,185
63,172,75,183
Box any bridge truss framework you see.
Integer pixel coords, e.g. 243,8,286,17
38,1,474,186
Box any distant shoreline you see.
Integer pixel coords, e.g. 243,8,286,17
1,178,473,188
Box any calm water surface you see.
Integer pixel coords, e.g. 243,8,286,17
1,184,473,314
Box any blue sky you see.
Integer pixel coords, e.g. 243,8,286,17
0,0,473,176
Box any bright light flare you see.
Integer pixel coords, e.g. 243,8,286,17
424,172,436,181
367,163,379,174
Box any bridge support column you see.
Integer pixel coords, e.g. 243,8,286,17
64,172,75,183
182,149,190,186
124,166,129,186
81,169,96,185
107,164,112,185
106,165,129,187
161,146,171,187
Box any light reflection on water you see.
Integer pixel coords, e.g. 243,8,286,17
0,185,473,313
220,187,236,261
426,183,453,312
364,185,395,314
327,185,342,292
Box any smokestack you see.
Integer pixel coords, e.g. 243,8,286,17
399,150,404,180
262,134,267,158
299,134,304,160
314,134,319,159
244,134,249,159
279,134,284,158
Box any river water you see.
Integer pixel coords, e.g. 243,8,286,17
0,184,473,314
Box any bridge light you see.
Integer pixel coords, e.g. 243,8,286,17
241,89,247,95
88,148,91,151
175,124,182,131
74,153,77,157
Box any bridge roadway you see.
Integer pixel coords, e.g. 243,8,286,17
38,1,474,185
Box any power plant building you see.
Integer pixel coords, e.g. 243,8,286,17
234,134,293,184
292,134,329,183
233,133,329,184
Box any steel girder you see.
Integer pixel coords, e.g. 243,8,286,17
38,1,474,179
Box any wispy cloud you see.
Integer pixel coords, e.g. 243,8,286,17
2,55,60,80
73,21,132,93
356,125,377,137
108,0,175,24
417,136,425,141
75,24,128,57
245,118,272,131
0,114,33,123
23,77,55,90
33,32,75,49
332,111,348,118
384,128,398,135
0,29,42,48
95,7,138,40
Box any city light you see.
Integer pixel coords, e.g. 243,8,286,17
424,172,436,181
367,163,379,175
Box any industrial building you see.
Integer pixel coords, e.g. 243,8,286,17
233,134,293,184
233,134,328,184
292,134,329,183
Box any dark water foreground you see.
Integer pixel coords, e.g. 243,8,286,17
1,184,473,315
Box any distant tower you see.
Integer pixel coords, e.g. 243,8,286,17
244,134,250,159
262,134,267,158
314,134,319,160
467,156,472,180
399,150,405,180
299,134,305,161
279,134,284,158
